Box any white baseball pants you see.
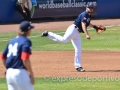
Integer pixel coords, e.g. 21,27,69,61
48,24,82,68
6,68,34,90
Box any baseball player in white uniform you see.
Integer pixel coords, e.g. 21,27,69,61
41,2,96,72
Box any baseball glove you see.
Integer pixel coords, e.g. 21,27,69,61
93,25,106,34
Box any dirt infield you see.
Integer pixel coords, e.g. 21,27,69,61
31,51,120,77
0,19,120,78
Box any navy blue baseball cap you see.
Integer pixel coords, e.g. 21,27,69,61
86,2,95,8
20,21,34,32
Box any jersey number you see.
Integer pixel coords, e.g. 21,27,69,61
7,43,18,57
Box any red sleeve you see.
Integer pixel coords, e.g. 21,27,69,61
21,52,30,60
0,54,6,60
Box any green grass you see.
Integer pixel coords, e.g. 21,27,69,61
0,78,120,90
0,26,120,51
34,78,120,90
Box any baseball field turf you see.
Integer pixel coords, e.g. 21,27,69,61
0,26,120,51
0,78,120,90
0,26,120,90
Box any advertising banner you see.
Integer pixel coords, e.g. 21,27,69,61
32,0,97,18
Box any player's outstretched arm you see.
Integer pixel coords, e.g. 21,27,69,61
89,23,106,34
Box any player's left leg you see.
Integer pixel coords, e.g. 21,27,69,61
6,68,18,90
71,33,81,68
71,34,85,72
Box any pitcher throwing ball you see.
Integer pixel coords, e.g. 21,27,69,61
0,21,35,90
41,2,106,72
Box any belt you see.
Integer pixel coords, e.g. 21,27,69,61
74,25,80,32
74,25,84,33
8,68,26,69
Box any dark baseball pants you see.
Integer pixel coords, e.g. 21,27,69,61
16,4,31,21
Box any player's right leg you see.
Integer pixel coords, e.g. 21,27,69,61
41,24,76,43
15,69,34,90
7,69,34,90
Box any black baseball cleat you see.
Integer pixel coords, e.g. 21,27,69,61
76,67,85,72
41,30,48,37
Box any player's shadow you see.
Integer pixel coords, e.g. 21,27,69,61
86,70,120,72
